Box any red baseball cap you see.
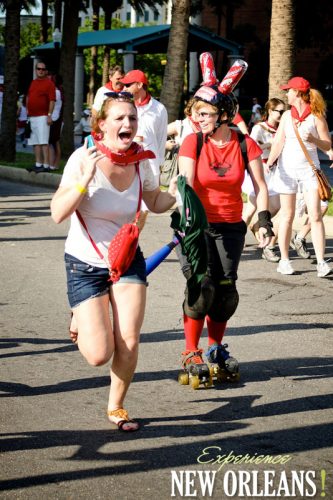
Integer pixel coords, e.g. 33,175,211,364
280,77,310,92
120,70,148,85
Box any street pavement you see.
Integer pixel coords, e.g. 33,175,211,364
0,177,333,499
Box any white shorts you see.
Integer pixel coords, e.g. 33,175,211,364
28,116,50,145
242,170,278,197
273,164,318,194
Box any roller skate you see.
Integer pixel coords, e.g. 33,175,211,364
205,343,240,383
178,349,213,389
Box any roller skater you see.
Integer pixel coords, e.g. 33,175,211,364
178,349,212,389
175,52,273,387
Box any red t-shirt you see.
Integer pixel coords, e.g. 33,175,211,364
179,130,262,223
232,112,245,125
27,78,56,117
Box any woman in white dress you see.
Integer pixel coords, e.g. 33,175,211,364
266,77,331,277
242,97,285,262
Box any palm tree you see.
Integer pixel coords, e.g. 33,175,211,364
0,0,22,161
100,0,122,85
268,0,295,99
87,0,100,107
160,0,191,122
58,0,81,157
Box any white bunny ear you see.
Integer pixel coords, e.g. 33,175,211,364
199,52,218,86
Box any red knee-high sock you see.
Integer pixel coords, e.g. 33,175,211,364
183,314,205,351
206,317,227,346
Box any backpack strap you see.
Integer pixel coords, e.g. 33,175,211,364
196,131,204,159
236,132,249,170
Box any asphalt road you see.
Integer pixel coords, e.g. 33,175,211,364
0,179,332,499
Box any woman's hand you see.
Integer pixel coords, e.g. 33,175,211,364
80,138,106,185
168,175,179,197
302,131,315,143
257,227,272,248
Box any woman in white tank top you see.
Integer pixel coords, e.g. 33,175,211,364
51,95,177,431
266,77,331,277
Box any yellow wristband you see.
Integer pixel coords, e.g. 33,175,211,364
75,183,88,194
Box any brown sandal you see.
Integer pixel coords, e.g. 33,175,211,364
69,312,78,345
107,408,140,432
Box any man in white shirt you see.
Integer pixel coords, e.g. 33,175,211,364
119,69,168,184
92,65,125,117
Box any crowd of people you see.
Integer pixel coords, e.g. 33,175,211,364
46,56,333,430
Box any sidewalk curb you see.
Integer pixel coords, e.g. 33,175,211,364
0,165,61,189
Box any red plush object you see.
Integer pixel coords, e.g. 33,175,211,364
108,223,139,283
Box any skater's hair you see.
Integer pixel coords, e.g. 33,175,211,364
184,97,196,117
261,97,285,121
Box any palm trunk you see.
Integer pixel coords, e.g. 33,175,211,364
87,0,100,107
269,0,295,99
41,0,49,43
160,0,191,122
102,4,112,86
0,0,21,162
59,0,80,158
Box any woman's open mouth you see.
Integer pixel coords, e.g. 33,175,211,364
119,131,132,143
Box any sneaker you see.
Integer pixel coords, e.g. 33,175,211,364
290,235,311,259
262,246,280,263
277,259,295,275
317,261,332,278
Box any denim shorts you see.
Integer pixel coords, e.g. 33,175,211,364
65,247,147,309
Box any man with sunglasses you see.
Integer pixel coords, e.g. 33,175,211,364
26,62,56,173
92,65,125,118
119,69,168,185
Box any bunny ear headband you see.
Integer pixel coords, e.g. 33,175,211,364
199,52,248,94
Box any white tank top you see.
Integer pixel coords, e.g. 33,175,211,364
278,111,320,170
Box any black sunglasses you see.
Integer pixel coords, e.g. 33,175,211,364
123,83,135,88
105,91,134,100
273,109,284,115
36,67,46,71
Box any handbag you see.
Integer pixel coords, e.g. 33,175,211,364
76,163,143,283
292,119,332,202
160,144,180,188
160,123,184,188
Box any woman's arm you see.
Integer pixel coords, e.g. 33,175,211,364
266,113,287,169
248,157,272,248
51,144,105,224
178,155,196,187
142,185,176,214
303,116,331,151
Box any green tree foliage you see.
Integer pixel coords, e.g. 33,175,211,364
20,22,41,58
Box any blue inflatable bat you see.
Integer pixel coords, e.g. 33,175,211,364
145,236,180,275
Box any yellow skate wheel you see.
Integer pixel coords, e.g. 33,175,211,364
190,375,200,390
178,371,189,385
209,365,215,377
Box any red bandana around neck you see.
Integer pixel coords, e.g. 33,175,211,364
264,121,278,131
291,104,311,123
135,93,151,107
94,140,155,165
